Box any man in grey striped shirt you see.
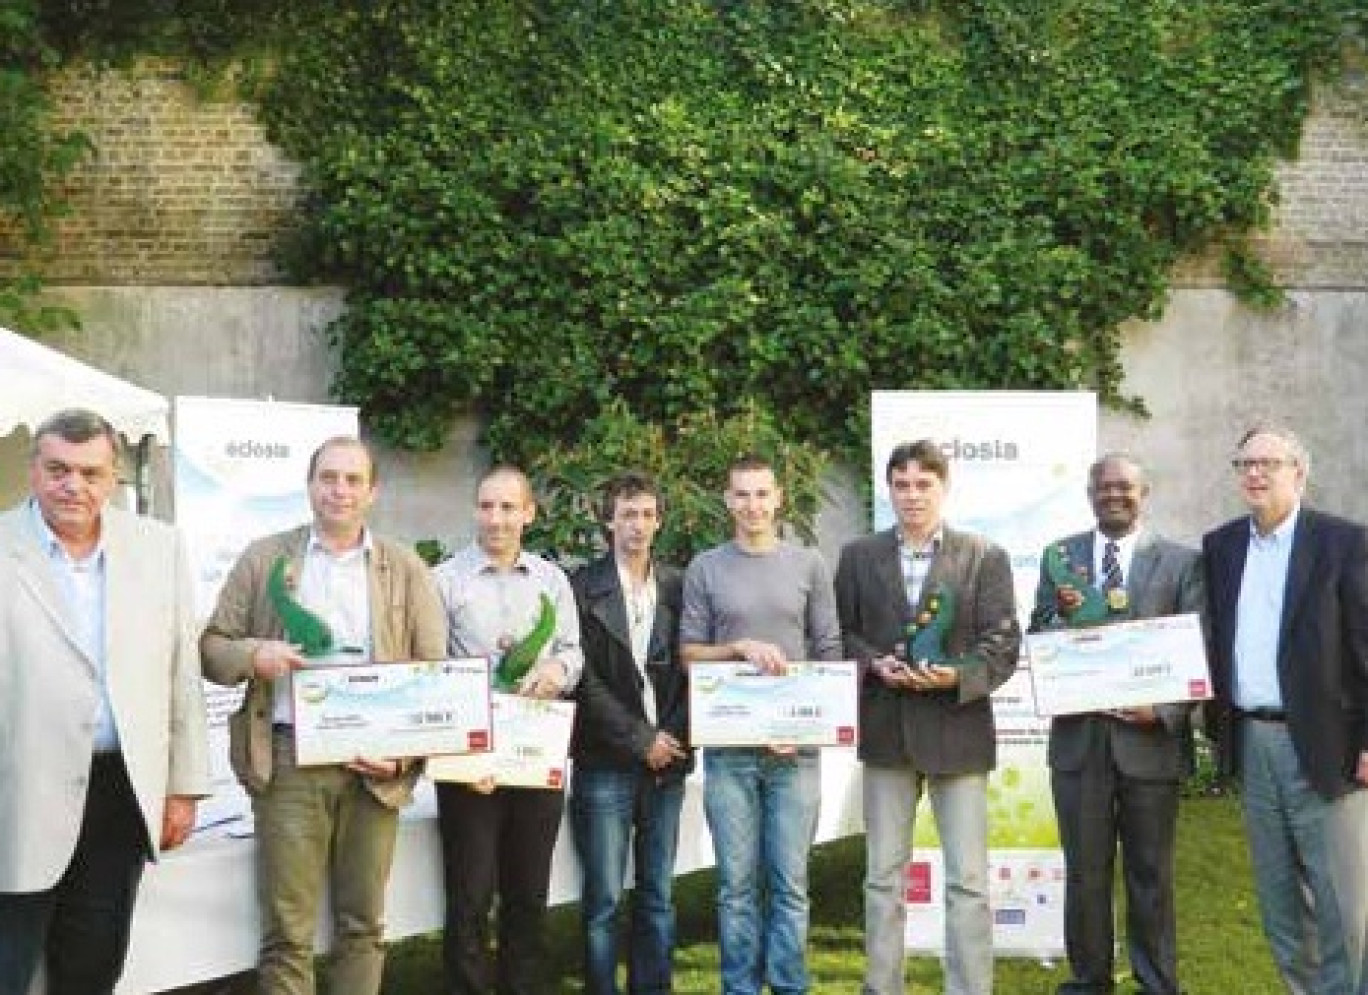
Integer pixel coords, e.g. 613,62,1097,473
431,464,582,995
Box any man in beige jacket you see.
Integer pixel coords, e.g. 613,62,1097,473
0,408,209,995
201,436,446,995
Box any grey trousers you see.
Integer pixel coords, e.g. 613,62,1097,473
1240,718,1368,995
862,765,992,995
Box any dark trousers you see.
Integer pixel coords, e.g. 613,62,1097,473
435,782,565,995
1051,757,1181,995
0,753,150,995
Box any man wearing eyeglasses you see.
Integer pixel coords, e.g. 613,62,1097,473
1205,424,1368,995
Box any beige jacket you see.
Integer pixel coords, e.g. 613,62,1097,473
0,503,210,892
200,524,447,809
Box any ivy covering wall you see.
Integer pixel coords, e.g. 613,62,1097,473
6,0,1367,555
250,0,1359,469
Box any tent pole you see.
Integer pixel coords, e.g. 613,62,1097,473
136,435,152,515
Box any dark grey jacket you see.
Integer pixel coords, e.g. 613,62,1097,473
835,526,1020,773
1029,529,1203,780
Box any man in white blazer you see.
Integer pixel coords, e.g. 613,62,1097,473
0,408,209,995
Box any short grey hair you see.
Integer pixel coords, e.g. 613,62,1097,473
30,408,120,461
1237,422,1311,477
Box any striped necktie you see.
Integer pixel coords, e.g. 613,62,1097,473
1101,540,1122,591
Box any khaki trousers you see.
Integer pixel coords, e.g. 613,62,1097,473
252,732,399,995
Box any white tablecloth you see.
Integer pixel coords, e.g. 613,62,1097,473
119,754,864,993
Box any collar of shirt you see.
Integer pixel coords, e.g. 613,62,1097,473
28,498,105,569
615,557,656,597
306,526,373,560
897,528,943,559
467,545,532,576
1248,504,1300,546
1093,528,1140,581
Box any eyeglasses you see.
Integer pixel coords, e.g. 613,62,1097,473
1231,456,1296,474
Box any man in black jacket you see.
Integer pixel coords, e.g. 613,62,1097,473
570,471,690,995
1205,424,1368,995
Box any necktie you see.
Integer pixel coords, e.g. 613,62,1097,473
1101,540,1122,591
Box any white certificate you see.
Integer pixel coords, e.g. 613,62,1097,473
292,658,493,766
427,692,576,790
1026,612,1212,717
689,661,859,748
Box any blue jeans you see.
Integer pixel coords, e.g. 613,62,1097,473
570,766,685,995
703,747,821,995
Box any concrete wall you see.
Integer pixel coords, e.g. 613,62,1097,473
4,286,485,547
13,282,1357,562
1103,290,1368,547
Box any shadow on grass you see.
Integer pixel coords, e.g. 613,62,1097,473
172,795,1275,993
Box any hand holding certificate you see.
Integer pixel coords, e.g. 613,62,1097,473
689,661,858,748
292,658,492,767
427,692,576,789
1026,612,1212,717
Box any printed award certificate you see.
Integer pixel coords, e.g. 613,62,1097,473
1026,612,1212,717
292,658,492,766
427,692,576,790
689,661,859,748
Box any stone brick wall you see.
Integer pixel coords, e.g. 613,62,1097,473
1173,87,1368,290
3,59,300,286
7,60,1368,292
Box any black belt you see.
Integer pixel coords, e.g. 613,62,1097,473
1236,707,1287,723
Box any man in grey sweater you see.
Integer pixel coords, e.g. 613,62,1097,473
681,453,843,995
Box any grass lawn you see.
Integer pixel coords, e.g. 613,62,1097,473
368,793,1278,994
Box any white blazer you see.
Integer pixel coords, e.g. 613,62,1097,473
0,502,209,893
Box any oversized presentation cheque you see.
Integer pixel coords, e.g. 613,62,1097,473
292,658,492,766
427,692,577,790
689,661,859,748
1026,612,1211,717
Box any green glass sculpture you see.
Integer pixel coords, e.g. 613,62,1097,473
267,554,335,657
494,592,556,691
1042,543,1125,626
904,585,957,664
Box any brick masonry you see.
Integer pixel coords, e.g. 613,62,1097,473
4,60,1368,290
1,59,300,286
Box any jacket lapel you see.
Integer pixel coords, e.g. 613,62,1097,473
646,564,676,662
103,510,135,686
873,529,911,620
1126,531,1160,615
1068,533,1095,588
367,535,392,658
1279,511,1316,655
1216,524,1249,662
920,530,952,612
1,505,99,673
586,557,632,655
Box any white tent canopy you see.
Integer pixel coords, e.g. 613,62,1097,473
0,324,170,442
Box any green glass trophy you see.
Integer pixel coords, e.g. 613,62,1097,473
493,593,556,691
267,555,336,657
904,585,958,664
1042,543,1128,627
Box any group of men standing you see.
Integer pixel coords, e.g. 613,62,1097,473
1,408,1366,995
